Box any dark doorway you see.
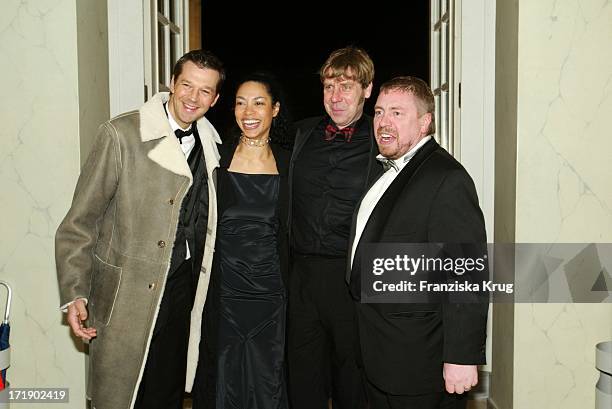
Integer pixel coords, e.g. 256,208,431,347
201,1,429,138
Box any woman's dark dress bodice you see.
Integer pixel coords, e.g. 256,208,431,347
218,172,284,297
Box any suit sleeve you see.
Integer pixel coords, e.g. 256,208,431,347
55,123,121,307
428,169,489,365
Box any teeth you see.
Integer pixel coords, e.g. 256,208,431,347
242,119,261,130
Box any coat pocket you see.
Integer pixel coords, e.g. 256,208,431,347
89,255,122,326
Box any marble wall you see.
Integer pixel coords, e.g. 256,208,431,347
504,0,612,408
0,0,108,407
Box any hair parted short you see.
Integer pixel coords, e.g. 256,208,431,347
319,46,375,88
172,49,226,93
379,76,436,135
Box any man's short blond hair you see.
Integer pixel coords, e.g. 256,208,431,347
319,46,375,88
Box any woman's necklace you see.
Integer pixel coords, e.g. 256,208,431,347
240,135,270,147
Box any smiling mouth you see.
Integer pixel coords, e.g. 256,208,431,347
242,119,261,130
183,103,199,113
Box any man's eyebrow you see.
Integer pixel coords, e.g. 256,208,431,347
374,106,405,111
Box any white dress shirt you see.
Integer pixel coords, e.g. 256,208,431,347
350,136,432,268
166,103,196,158
166,103,195,260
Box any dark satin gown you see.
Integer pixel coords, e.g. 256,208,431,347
215,171,288,409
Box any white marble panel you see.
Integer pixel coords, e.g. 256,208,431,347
0,1,87,408
514,0,612,408
517,0,612,241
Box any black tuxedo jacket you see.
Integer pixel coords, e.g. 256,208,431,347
348,138,488,395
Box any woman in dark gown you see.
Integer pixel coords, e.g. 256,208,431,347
193,72,292,409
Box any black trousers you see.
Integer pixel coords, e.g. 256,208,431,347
287,255,366,409
365,378,467,409
134,261,194,409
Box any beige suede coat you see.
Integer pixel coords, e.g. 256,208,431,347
55,93,219,409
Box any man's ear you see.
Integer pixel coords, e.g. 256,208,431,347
420,112,433,135
364,82,373,99
169,77,176,94
210,93,220,107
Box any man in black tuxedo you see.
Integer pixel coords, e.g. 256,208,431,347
348,76,488,409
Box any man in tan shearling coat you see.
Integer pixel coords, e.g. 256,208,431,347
55,50,224,409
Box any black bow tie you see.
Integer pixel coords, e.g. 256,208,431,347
174,127,194,144
377,157,399,172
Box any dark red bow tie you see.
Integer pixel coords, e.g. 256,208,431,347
324,124,356,142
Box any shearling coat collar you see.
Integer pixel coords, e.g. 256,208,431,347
140,92,222,183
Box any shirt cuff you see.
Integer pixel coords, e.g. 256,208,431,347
60,298,88,313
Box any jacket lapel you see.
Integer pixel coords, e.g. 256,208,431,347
140,93,221,185
350,138,439,277
270,142,289,178
292,117,321,159
287,116,322,240
196,114,222,186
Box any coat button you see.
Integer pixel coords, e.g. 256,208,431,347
157,240,166,248
168,198,174,205
148,283,156,290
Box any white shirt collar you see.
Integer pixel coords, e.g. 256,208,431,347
165,102,192,132
376,135,432,172
164,102,196,157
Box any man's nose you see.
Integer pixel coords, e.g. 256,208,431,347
378,112,391,126
330,87,342,102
